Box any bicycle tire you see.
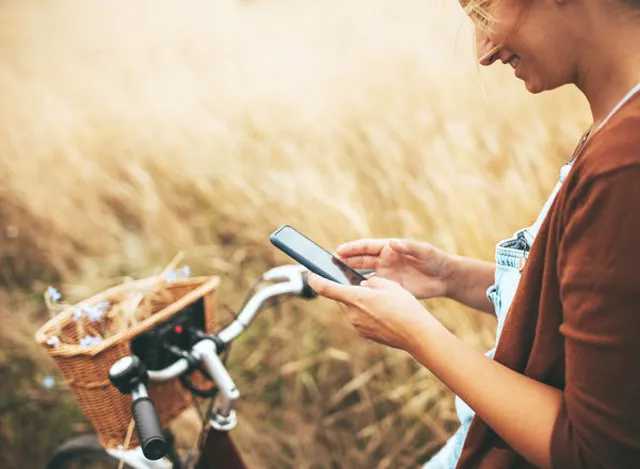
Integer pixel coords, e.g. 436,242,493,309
45,434,135,469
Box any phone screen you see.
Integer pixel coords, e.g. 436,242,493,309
270,226,365,286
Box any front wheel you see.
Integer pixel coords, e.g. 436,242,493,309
45,434,135,469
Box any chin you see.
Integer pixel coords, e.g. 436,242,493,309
524,80,546,94
522,75,564,94
524,83,546,94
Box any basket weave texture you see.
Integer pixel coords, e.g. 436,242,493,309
35,276,219,450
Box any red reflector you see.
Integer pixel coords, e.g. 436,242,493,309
174,325,184,335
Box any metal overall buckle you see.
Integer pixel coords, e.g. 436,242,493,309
515,231,532,273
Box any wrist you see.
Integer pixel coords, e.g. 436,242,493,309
405,315,450,363
443,254,461,301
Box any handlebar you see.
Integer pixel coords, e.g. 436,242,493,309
146,264,310,382
108,264,371,461
108,264,314,460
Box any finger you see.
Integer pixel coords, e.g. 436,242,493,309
306,273,360,303
336,238,388,258
339,255,379,270
389,238,428,258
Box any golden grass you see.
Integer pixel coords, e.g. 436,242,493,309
0,0,590,467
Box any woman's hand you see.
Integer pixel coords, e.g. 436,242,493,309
306,273,435,352
336,238,454,300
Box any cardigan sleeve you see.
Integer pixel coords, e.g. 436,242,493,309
552,167,640,468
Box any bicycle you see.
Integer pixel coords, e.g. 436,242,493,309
43,264,343,469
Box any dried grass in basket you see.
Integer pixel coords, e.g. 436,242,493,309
35,271,220,450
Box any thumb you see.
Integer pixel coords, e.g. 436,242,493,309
307,272,356,303
361,275,399,290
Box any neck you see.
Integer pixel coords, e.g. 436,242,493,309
574,13,640,129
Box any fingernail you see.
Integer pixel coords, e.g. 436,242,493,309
360,280,368,287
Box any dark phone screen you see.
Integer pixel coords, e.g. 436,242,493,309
272,226,365,286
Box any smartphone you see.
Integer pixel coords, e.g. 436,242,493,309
269,225,366,286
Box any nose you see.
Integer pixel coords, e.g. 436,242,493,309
476,34,501,66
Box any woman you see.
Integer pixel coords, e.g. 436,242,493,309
307,0,640,467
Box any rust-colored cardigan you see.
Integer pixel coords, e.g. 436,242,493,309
456,93,640,469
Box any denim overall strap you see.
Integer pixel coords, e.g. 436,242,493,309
520,164,572,247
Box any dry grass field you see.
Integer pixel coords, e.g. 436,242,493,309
0,0,590,467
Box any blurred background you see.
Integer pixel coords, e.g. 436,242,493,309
0,0,590,467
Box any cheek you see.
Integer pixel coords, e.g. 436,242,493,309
521,45,571,93
522,35,568,76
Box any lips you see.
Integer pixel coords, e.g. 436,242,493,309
500,52,520,70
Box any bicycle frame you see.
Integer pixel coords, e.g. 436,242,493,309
106,427,246,469
196,428,246,469
107,446,172,468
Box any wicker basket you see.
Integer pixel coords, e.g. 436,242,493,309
35,275,220,450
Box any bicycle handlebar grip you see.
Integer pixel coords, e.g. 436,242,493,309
131,396,167,460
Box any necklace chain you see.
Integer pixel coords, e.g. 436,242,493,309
569,129,591,164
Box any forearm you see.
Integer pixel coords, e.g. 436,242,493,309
446,255,496,314
407,319,562,468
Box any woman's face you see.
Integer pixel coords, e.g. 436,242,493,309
473,0,577,93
